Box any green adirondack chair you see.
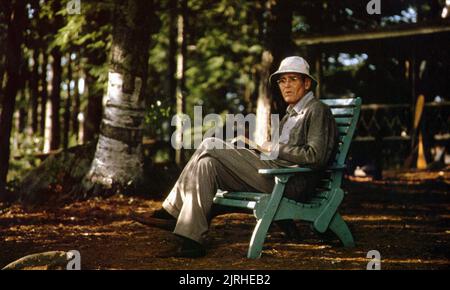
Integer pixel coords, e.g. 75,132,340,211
213,97,361,259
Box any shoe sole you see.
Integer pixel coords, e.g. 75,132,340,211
130,213,176,231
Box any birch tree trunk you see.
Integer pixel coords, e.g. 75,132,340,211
254,51,273,145
85,0,153,191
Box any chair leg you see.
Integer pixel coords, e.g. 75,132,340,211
247,216,272,259
247,175,291,258
328,213,355,247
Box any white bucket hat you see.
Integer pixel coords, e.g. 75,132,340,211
269,56,318,85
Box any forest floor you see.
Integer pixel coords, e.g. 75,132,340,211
0,168,449,270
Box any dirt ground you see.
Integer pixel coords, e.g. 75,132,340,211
0,169,449,270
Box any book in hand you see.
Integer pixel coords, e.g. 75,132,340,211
229,135,270,153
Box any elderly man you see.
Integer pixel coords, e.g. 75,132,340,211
133,56,337,257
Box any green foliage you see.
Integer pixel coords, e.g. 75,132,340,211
50,0,112,96
4,0,449,178
52,0,113,50
8,132,43,183
183,0,263,115
144,98,173,140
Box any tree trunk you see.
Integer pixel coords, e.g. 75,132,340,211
50,49,62,150
85,0,154,191
0,6,8,99
174,0,187,166
43,91,52,153
39,52,48,138
0,0,26,198
254,51,273,145
314,48,323,98
63,54,72,150
72,59,80,144
167,0,178,163
167,0,177,104
254,0,294,144
48,0,63,151
17,94,27,133
267,0,294,114
83,68,103,143
30,48,40,133
18,63,28,133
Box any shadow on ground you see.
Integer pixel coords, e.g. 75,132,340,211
0,170,449,269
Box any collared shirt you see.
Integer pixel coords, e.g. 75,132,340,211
279,91,315,144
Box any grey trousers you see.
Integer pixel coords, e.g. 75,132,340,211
162,137,307,243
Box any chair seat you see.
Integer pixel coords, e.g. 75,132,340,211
215,190,326,207
214,190,326,218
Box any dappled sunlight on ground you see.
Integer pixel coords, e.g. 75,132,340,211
0,169,449,269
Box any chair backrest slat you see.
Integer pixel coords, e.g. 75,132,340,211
319,97,362,192
322,98,360,107
335,117,353,126
322,97,361,166
330,108,355,117
337,126,350,135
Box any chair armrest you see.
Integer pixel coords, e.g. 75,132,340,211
258,167,314,175
258,165,346,175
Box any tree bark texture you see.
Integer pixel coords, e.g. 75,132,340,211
86,0,154,190
0,0,26,197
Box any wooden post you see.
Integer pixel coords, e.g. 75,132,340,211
315,47,322,98
410,51,416,151
404,48,428,169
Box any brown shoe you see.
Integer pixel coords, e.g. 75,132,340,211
130,212,176,231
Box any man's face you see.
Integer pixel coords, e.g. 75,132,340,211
277,73,311,105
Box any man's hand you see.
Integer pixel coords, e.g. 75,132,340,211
259,141,272,153
230,136,271,153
